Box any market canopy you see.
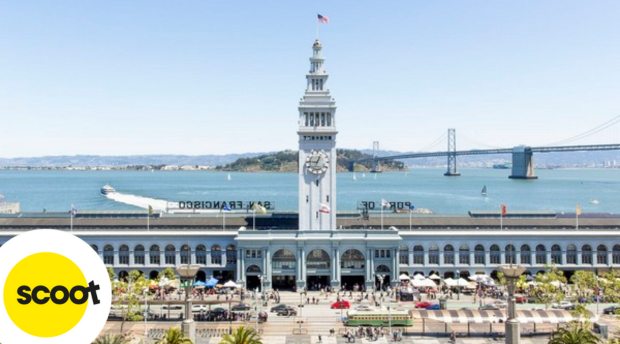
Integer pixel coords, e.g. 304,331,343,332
429,273,441,280
399,274,411,281
194,281,207,287
223,280,239,288
205,278,219,288
409,309,594,324
413,273,426,280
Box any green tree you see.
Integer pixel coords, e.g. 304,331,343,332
532,264,567,309
158,267,176,280
113,270,146,334
219,326,263,344
108,267,116,282
92,333,129,344
548,323,602,344
155,328,194,344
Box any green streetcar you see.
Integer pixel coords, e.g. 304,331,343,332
346,309,413,327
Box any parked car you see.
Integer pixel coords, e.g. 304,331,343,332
551,301,573,309
515,294,527,304
232,303,251,311
276,306,297,316
426,304,441,310
331,300,351,309
191,305,206,312
270,304,288,313
415,301,434,309
162,304,182,310
480,304,500,310
603,305,620,315
209,307,227,315
493,300,507,309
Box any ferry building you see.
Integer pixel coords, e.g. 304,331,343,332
1,40,619,290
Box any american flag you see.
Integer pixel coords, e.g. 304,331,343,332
317,14,329,24
70,204,78,216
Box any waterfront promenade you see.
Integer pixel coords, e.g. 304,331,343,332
98,290,619,344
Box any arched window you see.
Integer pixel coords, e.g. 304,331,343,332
341,249,365,269
613,245,620,265
226,245,237,264
376,264,390,273
582,245,592,265
180,244,191,265
551,245,562,264
474,245,485,265
165,245,176,265
134,245,145,265
273,249,296,269
443,245,455,265
211,245,222,265
490,245,500,264
597,245,608,265
520,245,531,265
566,244,577,264
459,244,470,265
246,265,261,273
307,249,330,269
505,244,516,264
399,244,409,265
429,245,439,265
536,245,547,265
119,245,129,265
104,245,114,265
413,245,424,265
91,245,99,253
150,245,160,265
196,245,206,265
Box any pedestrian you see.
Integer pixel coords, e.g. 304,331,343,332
318,334,322,343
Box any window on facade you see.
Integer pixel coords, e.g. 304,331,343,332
413,245,424,265
490,245,500,264
459,244,470,265
520,245,531,265
474,245,485,265
196,245,206,265
551,244,562,265
134,245,145,265
180,244,191,265
119,245,129,265
321,113,325,126
536,245,547,265
505,244,516,264
304,112,309,126
597,245,608,265
341,249,365,269
150,245,160,265
165,245,176,265
273,249,296,269
429,245,439,265
307,249,330,269
399,245,409,265
443,245,455,265
613,245,620,265
211,245,222,265
582,245,592,265
104,245,114,265
227,245,237,264
327,113,332,126
566,244,577,264
91,245,99,253
309,113,315,126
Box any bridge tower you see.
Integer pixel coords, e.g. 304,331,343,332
444,128,461,176
371,141,381,172
509,146,537,179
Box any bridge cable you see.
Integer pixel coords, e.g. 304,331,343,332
459,134,503,150
544,115,620,146
419,132,447,152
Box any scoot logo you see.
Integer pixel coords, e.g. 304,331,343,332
0,230,111,344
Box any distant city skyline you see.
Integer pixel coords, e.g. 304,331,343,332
1,1,620,158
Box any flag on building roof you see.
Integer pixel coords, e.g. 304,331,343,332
500,204,507,216
148,205,153,216
319,203,330,214
409,204,415,211
70,204,78,216
222,204,231,212
576,204,582,216
317,14,329,24
252,203,267,214
381,199,390,209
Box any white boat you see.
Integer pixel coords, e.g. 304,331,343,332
590,199,600,205
100,185,116,195
353,172,357,181
362,173,366,178
481,185,487,196
227,173,231,181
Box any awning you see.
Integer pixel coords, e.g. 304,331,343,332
205,278,219,287
409,309,593,324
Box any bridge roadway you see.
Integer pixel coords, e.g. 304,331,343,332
355,143,620,163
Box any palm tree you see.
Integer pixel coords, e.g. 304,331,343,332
92,333,129,344
219,326,262,344
549,324,602,344
155,328,194,344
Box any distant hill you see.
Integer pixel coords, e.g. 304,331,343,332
216,149,406,172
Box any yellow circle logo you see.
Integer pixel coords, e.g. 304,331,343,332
3,252,88,338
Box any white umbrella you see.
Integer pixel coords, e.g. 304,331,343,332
429,273,441,280
399,274,411,281
456,278,470,287
223,280,238,288
421,278,437,287
444,278,456,286
469,274,490,282
413,273,425,280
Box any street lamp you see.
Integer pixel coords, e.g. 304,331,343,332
175,264,201,343
455,270,460,300
499,264,526,344
377,274,385,293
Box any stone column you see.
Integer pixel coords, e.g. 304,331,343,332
608,251,613,266
485,251,490,266
236,250,242,283
424,250,429,266
265,247,272,290
392,248,399,285
546,252,552,265
515,252,521,265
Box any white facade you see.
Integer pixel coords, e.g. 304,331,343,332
298,40,338,231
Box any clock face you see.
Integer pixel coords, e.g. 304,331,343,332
305,151,329,174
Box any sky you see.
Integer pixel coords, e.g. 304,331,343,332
1,1,620,157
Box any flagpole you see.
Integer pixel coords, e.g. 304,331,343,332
381,205,384,230
70,212,73,232
500,213,503,231
223,211,226,231
409,209,412,231
576,212,579,231
147,211,150,232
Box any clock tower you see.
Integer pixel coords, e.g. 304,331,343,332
298,39,338,230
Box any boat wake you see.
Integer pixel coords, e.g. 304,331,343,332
105,192,176,212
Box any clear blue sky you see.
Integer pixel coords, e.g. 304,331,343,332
1,1,620,157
